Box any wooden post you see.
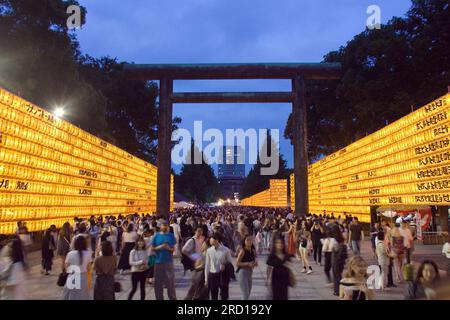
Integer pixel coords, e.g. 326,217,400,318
156,78,173,219
292,75,309,217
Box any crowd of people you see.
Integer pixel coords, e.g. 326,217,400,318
0,206,449,300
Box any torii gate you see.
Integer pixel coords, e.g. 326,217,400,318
124,63,341,218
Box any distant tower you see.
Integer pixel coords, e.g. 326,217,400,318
218,146,245,201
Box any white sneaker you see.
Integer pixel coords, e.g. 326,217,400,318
301,268,307,273
307,269,313,275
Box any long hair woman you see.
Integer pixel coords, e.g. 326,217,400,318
339,256,374,300
287,220,297,257
93,241,116,300
117,223,137,274
298,221,313,274
266,234,291,300
128,236,149,300
236,235,257,300
405,260,441,300
0,237,27,300
41,225,56,275
56,222,72,272
63,235,93,300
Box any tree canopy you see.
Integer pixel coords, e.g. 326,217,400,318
0,0,180,163
174,139,220,204
284,0,450,162
241,130,291,198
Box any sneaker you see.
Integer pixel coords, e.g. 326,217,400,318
301,268,307,273
307,270,313,275
44,271,50,276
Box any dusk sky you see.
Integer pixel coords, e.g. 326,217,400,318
75,0,412,174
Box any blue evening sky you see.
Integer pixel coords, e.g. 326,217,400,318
75,0,412,175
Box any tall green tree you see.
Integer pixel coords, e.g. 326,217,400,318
284,0,450,162
0,0,107,135
241,130,291,198
175,139,220,203
0,0,181,163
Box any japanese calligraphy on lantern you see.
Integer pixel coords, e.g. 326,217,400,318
290,93,450,223
0,87,173,234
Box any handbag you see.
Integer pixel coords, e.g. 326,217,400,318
114,281,122,293
57,271,68,287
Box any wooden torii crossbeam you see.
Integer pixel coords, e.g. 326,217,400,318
124,63,341,218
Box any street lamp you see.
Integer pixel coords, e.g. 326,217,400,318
53,107,65,118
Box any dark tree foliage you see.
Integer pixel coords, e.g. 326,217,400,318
284,0,450,162
0,0,180,163
241,130,291,198
174,139,220,204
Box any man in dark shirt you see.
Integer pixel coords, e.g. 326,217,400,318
348,217,364,256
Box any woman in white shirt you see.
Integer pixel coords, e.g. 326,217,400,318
128,236,149,300
117,224,138,274
376,231,390,291
63,236,93,300
0,237,27,300
322,230,337,284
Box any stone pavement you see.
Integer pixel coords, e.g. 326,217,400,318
20,240,446,300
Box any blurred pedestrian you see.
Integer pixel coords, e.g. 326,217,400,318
236,235,257,300
405,260,440,300
93,241,116,300
41,225,56,275
128,236,149,300
151,220,177,300
63,235,93,300
266,235,290,300
0,237,27,300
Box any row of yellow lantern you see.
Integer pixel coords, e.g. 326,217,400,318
0,103,154,178
308,192,450,206
309,170,450,195
241,180,287,207
310,126,450,185
269,179,288,207
0,178,154,202
310,155,450,190
0,119,152,183
0,163,156,196
0,193,155,208
314,116,450,176
0,89,155,175
0,136,155,188
0,148,156,190
312,94,449,171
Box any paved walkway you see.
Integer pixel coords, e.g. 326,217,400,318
20,240,446,300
